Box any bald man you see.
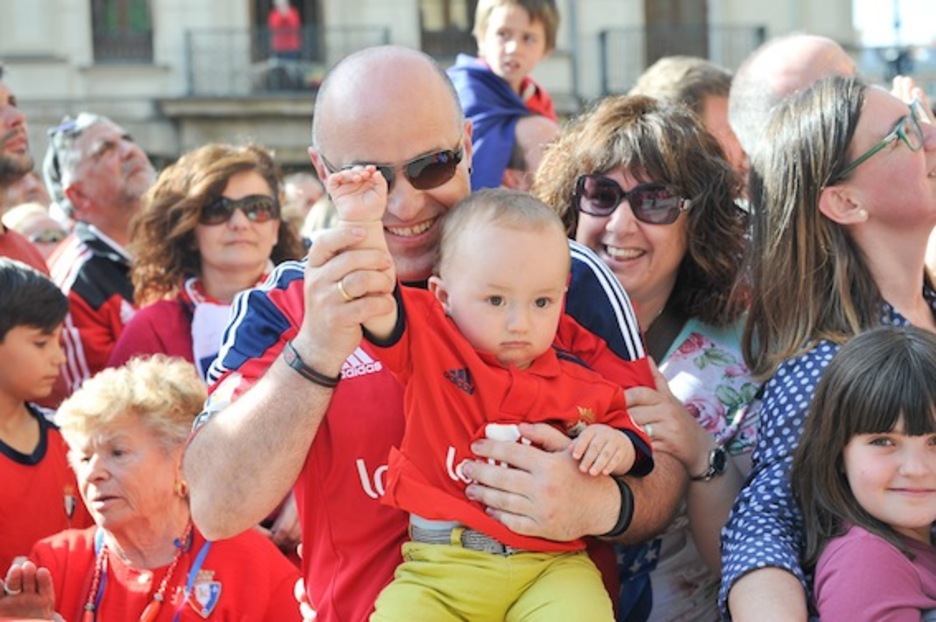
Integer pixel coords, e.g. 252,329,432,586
502,113,559,191
184,45,685,622
728,33,857,161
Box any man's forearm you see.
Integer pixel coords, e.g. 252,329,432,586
185,357,333,539
610,451,686,545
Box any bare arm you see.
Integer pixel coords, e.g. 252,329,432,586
611,449,685,544
624,360,746,567
185,225,396,539
728,568,808,622
686,454,745,570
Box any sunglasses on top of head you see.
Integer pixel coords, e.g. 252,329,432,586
320,144,464,192
199,194,280,225
574,175,691,225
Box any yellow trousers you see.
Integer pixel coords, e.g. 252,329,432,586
371,542,614,621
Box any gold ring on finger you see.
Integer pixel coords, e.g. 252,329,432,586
337,277,354,303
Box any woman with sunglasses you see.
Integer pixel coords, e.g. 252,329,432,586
534,94,755,621
107,143,304,378
720,75,936,621
107,144,305,560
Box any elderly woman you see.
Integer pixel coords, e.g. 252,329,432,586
0,355,302,621
108,143,305,378
534,94,756,621
721,75,936,620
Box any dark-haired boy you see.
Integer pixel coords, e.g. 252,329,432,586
0,259,92,571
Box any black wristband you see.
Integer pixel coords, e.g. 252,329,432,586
601,476,634,538
282,340,341,388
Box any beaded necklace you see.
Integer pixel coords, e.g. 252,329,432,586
83,522,193,622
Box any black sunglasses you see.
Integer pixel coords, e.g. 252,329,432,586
320,144,463,192
574,175,690,225
199,195,280,225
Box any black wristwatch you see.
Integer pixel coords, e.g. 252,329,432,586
691,445,727,482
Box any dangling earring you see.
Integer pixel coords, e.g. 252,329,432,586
174,479,190,498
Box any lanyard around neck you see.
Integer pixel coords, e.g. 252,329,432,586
89,527,213,622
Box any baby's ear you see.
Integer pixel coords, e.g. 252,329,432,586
428,276,451,314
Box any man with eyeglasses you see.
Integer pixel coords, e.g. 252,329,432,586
0,66,49,275
184,45,685,622
42,112,156,394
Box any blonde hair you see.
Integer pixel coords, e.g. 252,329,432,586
56,355,206,454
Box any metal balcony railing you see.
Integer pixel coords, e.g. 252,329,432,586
93,30,154,63
598,25,767,95
184,26,391,97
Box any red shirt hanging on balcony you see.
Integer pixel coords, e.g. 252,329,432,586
268,0,302,59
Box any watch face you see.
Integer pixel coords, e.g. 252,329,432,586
712,447,728,475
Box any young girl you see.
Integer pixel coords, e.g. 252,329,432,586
792,325,936,621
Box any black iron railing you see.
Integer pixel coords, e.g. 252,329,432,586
184,26,391,96
598,25,767,95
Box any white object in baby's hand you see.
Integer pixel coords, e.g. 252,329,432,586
483,424,530,466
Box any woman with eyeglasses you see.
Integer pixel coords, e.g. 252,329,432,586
534,94,756,621
719,75,936,621
107,143,304,378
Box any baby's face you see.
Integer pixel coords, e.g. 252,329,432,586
478,5,549,92
433,221,568,369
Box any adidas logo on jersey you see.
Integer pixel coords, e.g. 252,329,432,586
341,347,383,379
444,368,475,395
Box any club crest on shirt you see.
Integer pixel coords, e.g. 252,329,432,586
188,579,222,618
63,484,77,520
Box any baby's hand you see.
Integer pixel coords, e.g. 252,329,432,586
327,164,388,224
570,424,636,476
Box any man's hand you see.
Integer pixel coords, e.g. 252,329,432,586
297,225,395,371
463,422,619,541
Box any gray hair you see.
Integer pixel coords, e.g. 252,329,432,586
42,112,108,217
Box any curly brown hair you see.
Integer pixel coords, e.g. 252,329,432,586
533,94,747,327
129,143,305,305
